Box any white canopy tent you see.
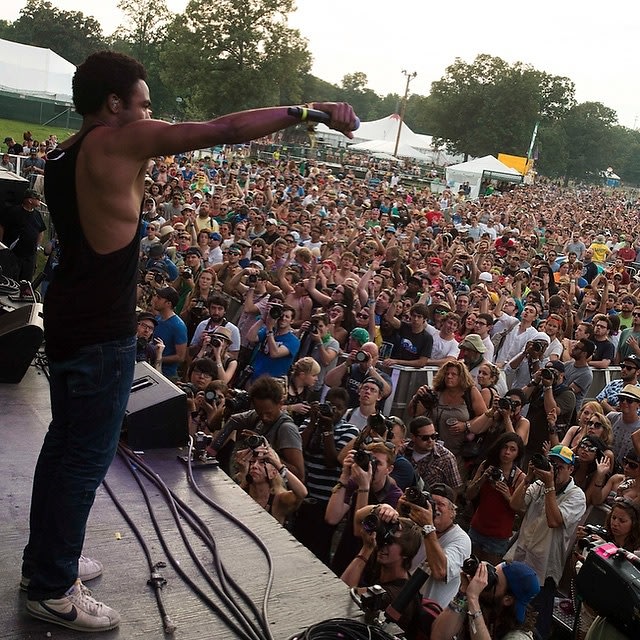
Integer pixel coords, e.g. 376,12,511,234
446,155,522,199
348,139,431,161
0,39,75,102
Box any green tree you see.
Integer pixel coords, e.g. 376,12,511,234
160,0,311,119
0,0,106,65
423,54,575,158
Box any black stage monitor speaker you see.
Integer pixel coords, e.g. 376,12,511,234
122,361,188,450
0,303,44,383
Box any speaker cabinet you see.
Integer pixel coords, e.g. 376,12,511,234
121,361,188,449
0,303,44,383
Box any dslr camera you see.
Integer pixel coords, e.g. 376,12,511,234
361,513,399,548
531,453,552,471
462,555,498,590
416,387,439,410
317,402,334,419
400,486,437,516
269,303,283,319
355,350,370,363
226,388,251,414
488,466,505,483
541,368,557,382
498,397,515,411
353,449,378,473
245,434,268,450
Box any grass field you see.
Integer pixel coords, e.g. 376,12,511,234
0,117,77,149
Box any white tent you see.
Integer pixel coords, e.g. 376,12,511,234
0,39,75,103
348,139,430,161
446,155,522,199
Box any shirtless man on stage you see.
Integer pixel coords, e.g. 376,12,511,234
22,50,356,632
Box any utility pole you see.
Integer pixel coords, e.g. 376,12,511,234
393,70,417,157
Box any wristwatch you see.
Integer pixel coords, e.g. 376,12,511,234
421,524,436,538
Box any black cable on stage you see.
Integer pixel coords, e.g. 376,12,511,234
118,445,271,640
116,445,263,640
288,618,396,640
184,436,276,640
101,478,176,634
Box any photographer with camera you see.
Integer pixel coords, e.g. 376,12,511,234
135,311,164,369
234,440,308,526
505,445,586,639
504,332,551,389
293,388,360,564
466,434,526,564
245,302,300,386
326,442,402,576
340,511,423,633
521,361,576,464
430,560,540,640
284,357,321,426
324,341,392,408
208,376,304,481
191,326,237,384
189,293,241,359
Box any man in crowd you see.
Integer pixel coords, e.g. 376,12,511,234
245,302,300,384
606,384,640,465
506,445,586,640
189,293,241,358
0,189,46,280
294,388,359,564
597,354,640,412
152,286,188,380
563,338,596,412
404,417,463,494
382,302,433,368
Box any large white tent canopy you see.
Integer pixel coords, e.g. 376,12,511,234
446,155,522,198
0,39,75,102
348,138,431,161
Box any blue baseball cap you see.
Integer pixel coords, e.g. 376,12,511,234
500,562,540,623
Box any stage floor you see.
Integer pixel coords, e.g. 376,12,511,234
0,363,360,639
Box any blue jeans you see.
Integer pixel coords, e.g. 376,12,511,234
22,336,136,600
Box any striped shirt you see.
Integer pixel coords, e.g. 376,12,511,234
300,420,360,501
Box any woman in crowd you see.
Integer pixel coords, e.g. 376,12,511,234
560,401,609,450
466,433,526,564
571,435,610,506
181,269,217,340
327,302,355,349
285,357,321,426
476,361,501,408
474,388,530,448
576,497,640,553
195,229,212,260
235,442,307,526
409,360,487,462
593,450,640,505
192,326,237,385
297,313,340,400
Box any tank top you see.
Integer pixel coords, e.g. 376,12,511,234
43,126,140,359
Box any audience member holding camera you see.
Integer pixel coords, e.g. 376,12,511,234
505,445,586,639
466,434,526,564
284,357,321,425
208,376,304,481
293,388,360,564
326,442,401,576
431,560,540,640
189,293,241,359
187,378,227,436
521,361,576,463
409,361,487,464
135,310,164,369
324,341,392,408
190,326,237,384
245,302,300,386
295,312,340,398
340,511,423,633
234,441,307,526
180,267,217,340
504,332,552,389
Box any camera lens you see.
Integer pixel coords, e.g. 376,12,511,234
355,350,368,363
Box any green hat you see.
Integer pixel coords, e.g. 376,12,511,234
349,327,370,346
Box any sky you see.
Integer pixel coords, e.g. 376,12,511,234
1,0,639,129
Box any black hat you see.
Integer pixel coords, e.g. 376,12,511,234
155,286,179,308
185,247,202,257
148,244,164,257
430,483,455,503
137,311,157,326
23,189,40,200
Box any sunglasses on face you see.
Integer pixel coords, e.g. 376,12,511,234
417,433,438,441
578,442,598,453
588,420,604,428
620,397,639,404
621,364,638,370
623,458,640,470
632,313,640,317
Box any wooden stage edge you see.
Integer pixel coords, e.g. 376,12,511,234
0,365,361,639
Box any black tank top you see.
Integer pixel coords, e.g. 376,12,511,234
43,126,140,359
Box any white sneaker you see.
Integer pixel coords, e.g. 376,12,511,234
21,554,103,591
27,580,120,631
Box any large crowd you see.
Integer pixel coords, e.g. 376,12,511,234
6,131,640,639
